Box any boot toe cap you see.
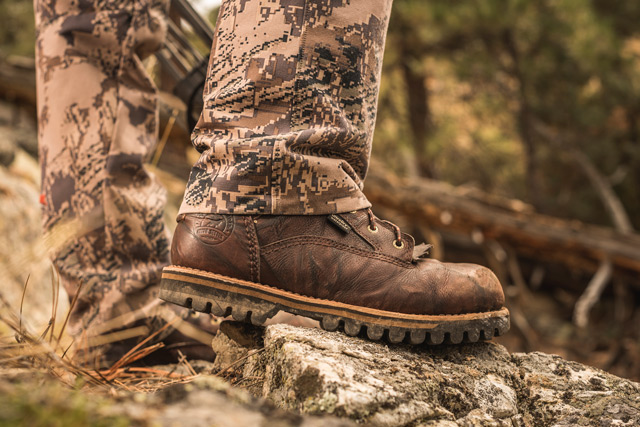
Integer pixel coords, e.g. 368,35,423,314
438,263,505,315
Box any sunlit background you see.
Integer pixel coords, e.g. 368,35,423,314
192,0,222,14
1,0,639,383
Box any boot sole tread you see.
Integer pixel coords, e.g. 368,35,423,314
160,265,510,345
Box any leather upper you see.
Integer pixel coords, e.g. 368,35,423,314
171,211,505,316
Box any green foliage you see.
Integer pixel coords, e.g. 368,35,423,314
0,377,130,427
1,0,638,228
374,0,640,227
0,0,35,57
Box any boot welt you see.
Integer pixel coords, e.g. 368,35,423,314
160,265,510,345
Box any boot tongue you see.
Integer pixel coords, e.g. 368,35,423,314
413,243,433,261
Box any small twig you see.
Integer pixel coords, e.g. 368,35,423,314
482,240,537,350
85,325,149,348
573,258,613,328
505,248,537,350
571,149,633,234
61,338,75,360
506,246,532,298
19,274,30,336
217,346,269,377
104,319,175,373
57,280,84,344
38,321,52,342
177,349,197,377
532,120,634,234
49,266,61,343
128,367,190,379
49,267,55,342
88,367,115,387
151,108,178,166
112,378,134,393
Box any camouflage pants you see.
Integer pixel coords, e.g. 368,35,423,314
182,0,393,214
35,0,392,336
35,0,172,337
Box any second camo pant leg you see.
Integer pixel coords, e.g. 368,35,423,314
35,0,170,337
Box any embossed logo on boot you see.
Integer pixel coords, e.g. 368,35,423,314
193,214,234,245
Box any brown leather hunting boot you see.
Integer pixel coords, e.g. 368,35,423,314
159,210,509,345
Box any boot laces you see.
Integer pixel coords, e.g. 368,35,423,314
367,208,404,249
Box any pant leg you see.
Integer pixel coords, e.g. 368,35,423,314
180,0,393,215
35,0,170,336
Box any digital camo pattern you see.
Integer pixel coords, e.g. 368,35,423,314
181,0,393,215
35,0,171,338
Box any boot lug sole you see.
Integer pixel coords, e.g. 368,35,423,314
160,266,510,345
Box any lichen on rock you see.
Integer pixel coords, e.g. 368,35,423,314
216,322,640,426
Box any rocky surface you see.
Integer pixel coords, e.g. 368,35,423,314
2,98,639,426
0,367,354,427
142,375,352,427
209,322,640,426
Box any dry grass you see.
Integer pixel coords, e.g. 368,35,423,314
0,276,202,396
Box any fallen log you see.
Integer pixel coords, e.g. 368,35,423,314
364,166,640,286
0,56,37,110
2,56,639,286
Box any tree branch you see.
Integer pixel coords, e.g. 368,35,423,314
573,258,613,328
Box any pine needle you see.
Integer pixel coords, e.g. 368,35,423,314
57,279,84,344
18,274,30,336
49,266,60,343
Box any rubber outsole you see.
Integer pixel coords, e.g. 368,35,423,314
159,265,510,345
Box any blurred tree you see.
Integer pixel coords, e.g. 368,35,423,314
0,0,35,57
375,0,640,230
1,0,639,230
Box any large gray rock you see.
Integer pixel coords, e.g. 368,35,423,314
210,322,640,426
117,375,354,427
0,366,354,427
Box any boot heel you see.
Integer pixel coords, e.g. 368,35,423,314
160,275,279,325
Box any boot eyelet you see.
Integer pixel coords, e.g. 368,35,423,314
393,240,404,249
368,225,378,233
